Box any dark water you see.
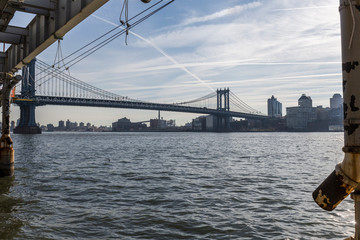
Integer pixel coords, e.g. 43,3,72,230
0,132,355,239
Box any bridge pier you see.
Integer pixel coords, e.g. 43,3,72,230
13,59,41,134
215,115,231,132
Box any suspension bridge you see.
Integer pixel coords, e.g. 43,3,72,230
12,59,268,133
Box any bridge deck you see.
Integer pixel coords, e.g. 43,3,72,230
13,95,269,120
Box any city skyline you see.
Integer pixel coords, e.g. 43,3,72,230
9,0,342,126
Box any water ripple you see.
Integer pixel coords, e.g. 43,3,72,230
0,132,353,239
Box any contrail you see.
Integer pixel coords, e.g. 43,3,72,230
116,60,341,73
92,15,215,92
106,72,341,92
273,5,337,11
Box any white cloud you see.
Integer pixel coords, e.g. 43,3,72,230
180,2,262,26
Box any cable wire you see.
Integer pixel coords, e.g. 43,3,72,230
50,0,168,69
64,0,175,70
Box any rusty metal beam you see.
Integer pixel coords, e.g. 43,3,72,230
0,1,15,32
8,0,55,10
0,26,27,44
7,0,55,16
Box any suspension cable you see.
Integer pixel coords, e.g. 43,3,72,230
63,0,175,70
50,0,166,69
175,92,216,105
230,91,260,113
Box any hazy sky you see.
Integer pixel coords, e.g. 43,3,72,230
10,0,342,126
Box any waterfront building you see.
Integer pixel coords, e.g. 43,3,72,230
330,93,343,109
286,94,344,131
150,118,167,129
329,94,343,130
286,94,316,130
298,94,312,108
112,118,147,131
58,120,65,128
286,106,317,130
47,124,55,132
192,116,206,131
66,119,71,129
166,119,176,128
267,95,282,118
65,119,78,130
112,117,132,131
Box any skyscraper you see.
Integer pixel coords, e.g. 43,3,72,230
329,93,343,128
267,95,282,118
330,93,343,109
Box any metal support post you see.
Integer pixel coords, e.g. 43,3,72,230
351,191,360,240
313,0,360,210
0,73,21,177
313,0,360,238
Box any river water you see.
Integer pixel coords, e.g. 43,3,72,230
0,132,355,239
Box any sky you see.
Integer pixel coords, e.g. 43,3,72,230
9,0,342,126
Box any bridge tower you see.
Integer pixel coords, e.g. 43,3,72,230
216,88,231,131
217,88,230,111
13,59,41,134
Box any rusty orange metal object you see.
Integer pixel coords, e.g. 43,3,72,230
313,164,357,211
0,74,20,177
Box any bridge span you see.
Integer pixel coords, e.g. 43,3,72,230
12,59,268,133
14,95,268,120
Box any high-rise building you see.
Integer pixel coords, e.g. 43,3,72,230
66,119,71,129
286,94,316,130
58,120,65,128
330,93,343,109
298,94,312,108
329,94,343,129
267,95,282,118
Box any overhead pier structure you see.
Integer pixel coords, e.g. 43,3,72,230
0,0,109,177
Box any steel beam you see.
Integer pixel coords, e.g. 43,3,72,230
7,0,55,16
8,0,55,10
0,26,27,44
